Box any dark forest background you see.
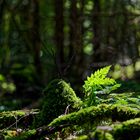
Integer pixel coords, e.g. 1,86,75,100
0,0,140,110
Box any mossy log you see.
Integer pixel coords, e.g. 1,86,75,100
5,104,139,139
4,118,140,140
1,130,36,140
49,104,140,127
77,118,140,140
113,117,140,140
1,124,70,140
0,109,39,129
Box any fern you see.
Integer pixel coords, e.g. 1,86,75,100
83,65,121,106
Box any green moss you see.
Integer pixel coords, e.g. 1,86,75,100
0,109,39,129
76,118,140,140
0,111,25,129
90,118,140,140
91,130,114,140
39,79,82,125
76,135,88,140
49,104,140,127
113,118,140,140
4,129,36,140
3,118,140,140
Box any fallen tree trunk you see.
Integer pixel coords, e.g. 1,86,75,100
4,118,140,140
2,104,140,140
49,104,140,127
0,109,39,130
77,118,140,140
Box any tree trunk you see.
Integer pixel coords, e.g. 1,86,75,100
92,0,101,69
54,0,64,76
29,0,42,77
0,0,5,25
69,0,84,77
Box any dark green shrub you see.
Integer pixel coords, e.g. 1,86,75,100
40,79,82,125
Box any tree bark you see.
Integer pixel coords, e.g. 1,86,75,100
68,0,84,80
29,0,42,77
0,0,5,25
54,0,64,76
92,0,102,69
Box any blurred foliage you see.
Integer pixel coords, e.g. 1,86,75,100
118,80,140,92
0,0,140,111
0,74,16,96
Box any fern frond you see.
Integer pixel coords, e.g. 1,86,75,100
83,65,121,106
93,65,111,79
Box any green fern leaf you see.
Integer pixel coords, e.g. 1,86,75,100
83,65,121,106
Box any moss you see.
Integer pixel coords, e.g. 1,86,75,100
0,109,39,129
0,111,25,129
39,79,82,125
4,129,36,140
91,130,114,140
49,104,140,127
76,135,88,140
3,118,140,140
76,118,140,140
89,118,140,140
113,118,140,140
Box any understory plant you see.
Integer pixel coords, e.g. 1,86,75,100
83,65,121,106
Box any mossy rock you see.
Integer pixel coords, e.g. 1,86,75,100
40,79,82,125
